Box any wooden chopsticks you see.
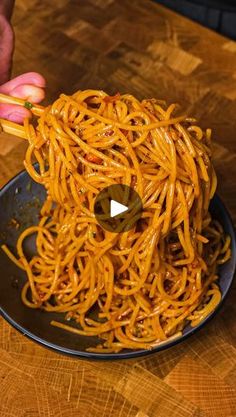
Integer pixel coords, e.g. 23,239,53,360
0,93,44,116
0,93,45,139
0,118,28,139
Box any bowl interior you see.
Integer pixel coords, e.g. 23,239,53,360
0,168,235,359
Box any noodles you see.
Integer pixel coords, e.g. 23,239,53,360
1,89,231,352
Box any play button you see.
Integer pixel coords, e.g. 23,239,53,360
110,200,128,218
94,184,143,233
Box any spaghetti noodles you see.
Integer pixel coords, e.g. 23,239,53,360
2,89,231,352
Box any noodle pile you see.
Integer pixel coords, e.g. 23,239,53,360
2,89,231,352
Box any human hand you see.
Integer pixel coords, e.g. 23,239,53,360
0,14,14,84
0,72,46,123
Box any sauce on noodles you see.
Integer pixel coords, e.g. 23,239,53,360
2,90,231,353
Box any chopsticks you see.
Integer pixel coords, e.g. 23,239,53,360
0,93,44,116
0,93,45,139
0,118,28,139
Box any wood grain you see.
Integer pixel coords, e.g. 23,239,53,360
0,0,236,416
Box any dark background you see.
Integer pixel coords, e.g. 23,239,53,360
155,0,236,39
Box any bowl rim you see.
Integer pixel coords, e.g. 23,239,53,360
0,167,236,360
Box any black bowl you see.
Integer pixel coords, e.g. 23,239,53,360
0,167,235,360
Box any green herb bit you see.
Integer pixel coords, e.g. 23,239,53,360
24,101,33,110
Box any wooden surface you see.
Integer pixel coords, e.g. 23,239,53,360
0,1,236,416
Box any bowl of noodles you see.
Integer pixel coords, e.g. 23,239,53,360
0,90,235,359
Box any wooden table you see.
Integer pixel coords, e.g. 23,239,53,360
0,1,236,416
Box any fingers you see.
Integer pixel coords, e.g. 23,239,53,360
0,103,31,124
0,16,14,84
0,72,46,94
10,84,45,103
0,72,46,123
